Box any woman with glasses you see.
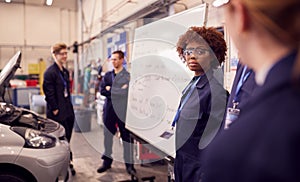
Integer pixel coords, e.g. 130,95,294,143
173,26,228,182
203,0,300,181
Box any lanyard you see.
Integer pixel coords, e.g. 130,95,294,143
233,66,252,103
171,76,201,128
59,71,67,89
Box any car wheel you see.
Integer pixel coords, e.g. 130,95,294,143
0,172,32,182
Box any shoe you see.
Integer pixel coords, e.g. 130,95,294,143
126,165,136,175
70,164,76,176
97,165,111,173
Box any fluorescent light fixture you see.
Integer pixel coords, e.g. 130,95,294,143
212,0,230,7
46,0,53,6
5,0,12,3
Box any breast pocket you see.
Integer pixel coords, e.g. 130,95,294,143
179,92,203,121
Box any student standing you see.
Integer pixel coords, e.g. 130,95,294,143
97,50,136,175
43,42,76,175
203,0,300,181
173,26,228,182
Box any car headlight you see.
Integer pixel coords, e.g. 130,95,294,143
11,127,56,149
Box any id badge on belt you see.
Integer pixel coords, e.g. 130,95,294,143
224,104,240,129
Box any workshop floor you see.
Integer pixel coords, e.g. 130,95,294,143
68,112,169,182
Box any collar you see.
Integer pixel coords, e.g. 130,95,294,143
196,69,214,89
255,63,273,86
54,62,65,72
255,50,298,86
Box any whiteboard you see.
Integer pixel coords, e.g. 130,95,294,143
126,4,208,158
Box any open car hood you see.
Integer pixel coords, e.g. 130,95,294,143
0,52,66,138
0,102,61,133
0,51,21,100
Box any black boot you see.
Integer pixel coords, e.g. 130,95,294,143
125,163,136,175
70,151,76,176
97,156,112,173
70,163,76,176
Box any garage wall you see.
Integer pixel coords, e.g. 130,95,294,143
79,0,159,41
0,3,77,74
0,0,209,74
77,0,164,73
78,0,204,69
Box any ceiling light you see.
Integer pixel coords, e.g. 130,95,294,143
5,0,12,3
46,0,53,6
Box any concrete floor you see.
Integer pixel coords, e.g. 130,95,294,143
68,112,169,182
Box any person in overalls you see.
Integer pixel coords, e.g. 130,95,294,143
97,50,136,175
203,0,300,181
173,26,228,182
223,61,257,129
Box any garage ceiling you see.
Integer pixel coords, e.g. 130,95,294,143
1,0,77,11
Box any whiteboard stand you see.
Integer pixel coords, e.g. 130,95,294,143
129,132,174,182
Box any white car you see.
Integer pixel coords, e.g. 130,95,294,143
0,51,70,182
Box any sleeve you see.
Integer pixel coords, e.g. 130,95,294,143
100,72,111,98
43,69,58,111
111,72,130,97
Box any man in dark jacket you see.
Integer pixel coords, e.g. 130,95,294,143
97,50,136,175
43,42,76,175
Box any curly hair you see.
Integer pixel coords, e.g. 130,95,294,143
176,26,227,69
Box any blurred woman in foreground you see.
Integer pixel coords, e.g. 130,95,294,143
203,0,300,181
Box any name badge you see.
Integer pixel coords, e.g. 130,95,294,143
64,88,68,97
224,107,240,129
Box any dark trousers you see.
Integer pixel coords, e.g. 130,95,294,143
174,151,202,182
102,115,133,166
60,115,75,142
48,113,75,164
59,115,75,162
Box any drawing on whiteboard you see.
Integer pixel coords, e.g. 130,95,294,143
127,55,191,131
128,73,179,129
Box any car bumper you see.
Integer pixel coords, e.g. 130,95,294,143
15,140,70,182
